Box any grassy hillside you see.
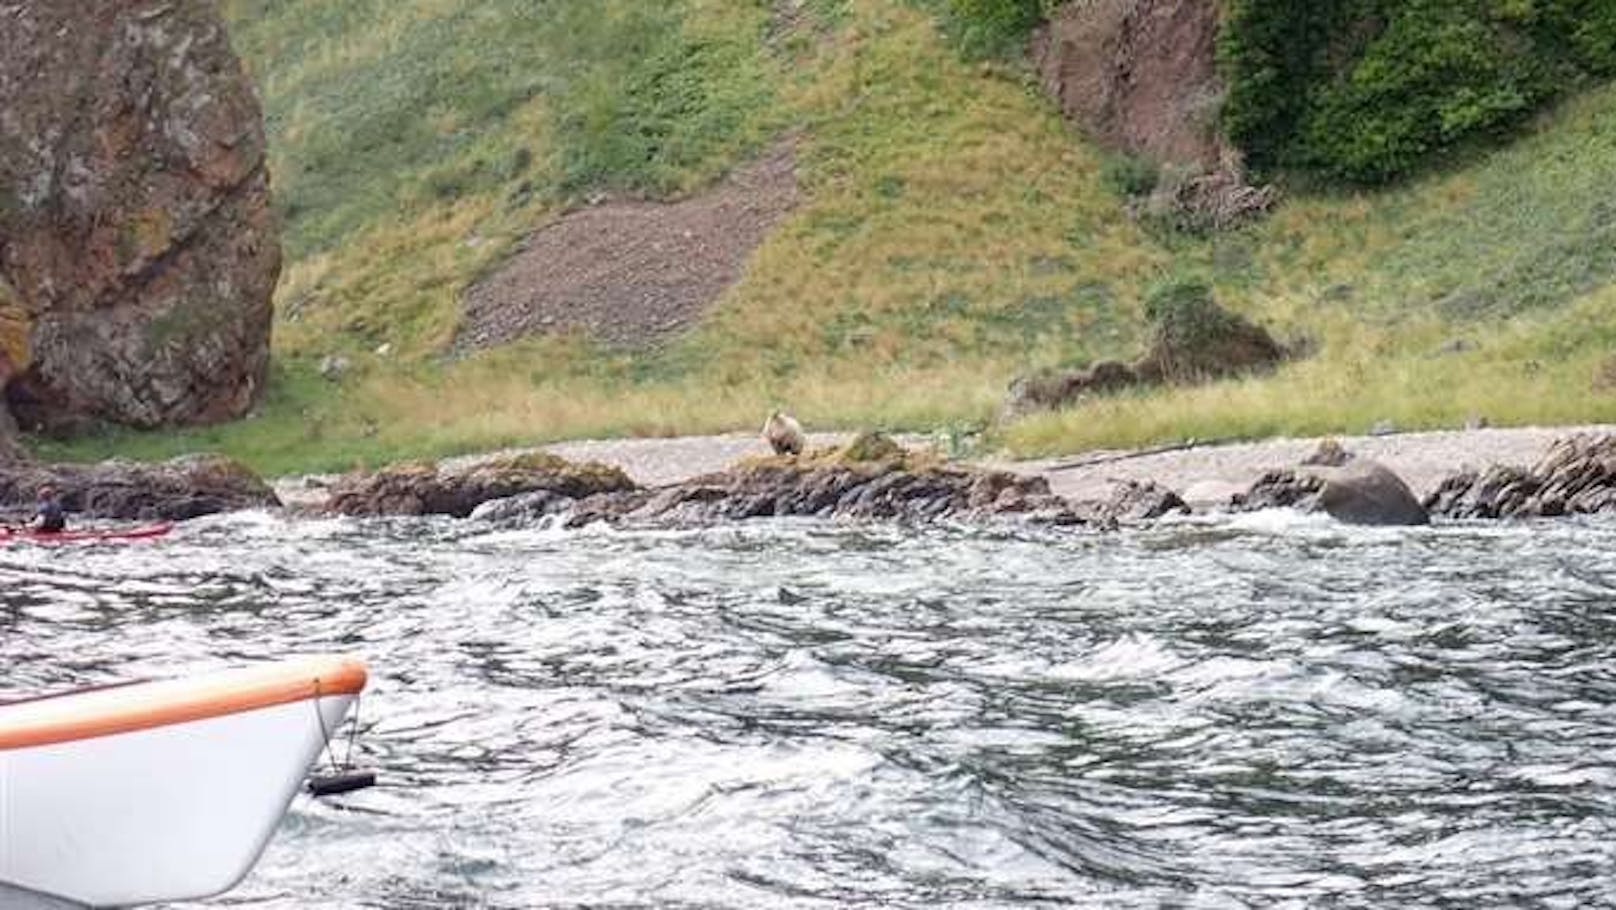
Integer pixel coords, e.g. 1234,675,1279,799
36,0,1616,474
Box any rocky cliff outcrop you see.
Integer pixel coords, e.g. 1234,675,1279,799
0,0,278,431
1032,0,1273,228
1033,0,1225,169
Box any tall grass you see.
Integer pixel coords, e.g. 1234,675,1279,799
222,0,779,354
37,0,1616,473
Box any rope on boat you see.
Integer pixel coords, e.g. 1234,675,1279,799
306,678,377,797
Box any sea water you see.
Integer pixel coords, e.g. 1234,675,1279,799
4,511,1615,908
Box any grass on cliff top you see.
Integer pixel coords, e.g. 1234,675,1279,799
225,0,780,354
1001,79,1616,455
37,1,1616,473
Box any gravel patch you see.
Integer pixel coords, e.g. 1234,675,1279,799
457,143,799,350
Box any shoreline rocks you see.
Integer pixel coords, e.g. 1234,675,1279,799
1425,434,1616,519
322,453,636,518
331,434,1108,529
1231,439,1429,526
562,459,1092,529
33,429,1607,533
0,454,278,521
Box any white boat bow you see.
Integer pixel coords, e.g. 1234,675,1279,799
0,656,368,908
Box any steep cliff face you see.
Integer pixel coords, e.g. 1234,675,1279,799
0,0,278,431
1032,0,1227,170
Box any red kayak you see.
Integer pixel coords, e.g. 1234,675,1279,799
0,522,174,544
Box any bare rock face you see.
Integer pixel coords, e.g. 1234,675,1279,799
0,0,279,430
1032,0,1225,169
1031,0,1274,230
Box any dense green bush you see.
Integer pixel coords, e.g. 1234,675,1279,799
1221,0,1616,183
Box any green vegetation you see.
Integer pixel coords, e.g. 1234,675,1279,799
1221,0,1616,182
926,0,1055,56
226,0,778,353
33,0,1616,475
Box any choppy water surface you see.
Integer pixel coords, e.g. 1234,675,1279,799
5,511,1616,908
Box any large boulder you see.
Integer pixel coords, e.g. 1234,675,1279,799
1306,459,1429,527
0,1,279,430
0,454,278,520
1233,439,1428,526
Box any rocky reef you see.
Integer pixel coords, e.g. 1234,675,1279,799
1425,435,1616,519
322,434,1194,530
0,0,278,431
323,453,637,518
0,454,278,521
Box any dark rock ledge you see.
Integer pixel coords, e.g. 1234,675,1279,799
1424,434,1616,519
1230,433,1616,525
0,454,279,521
322,434,1190,531
24,431,1613,532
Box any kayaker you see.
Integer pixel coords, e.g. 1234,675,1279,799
32,485,66,533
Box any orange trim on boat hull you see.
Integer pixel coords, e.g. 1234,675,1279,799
0,656,367,751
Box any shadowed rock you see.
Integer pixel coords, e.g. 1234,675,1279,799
0,455,277,521
1306,459,1429,526
324,453,637,518
1230,469,1325,513
1089,480,1190,525
1426,434,1616,519
1002,360,1138,419
1133,281,1285,385
1002,282,1284,418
